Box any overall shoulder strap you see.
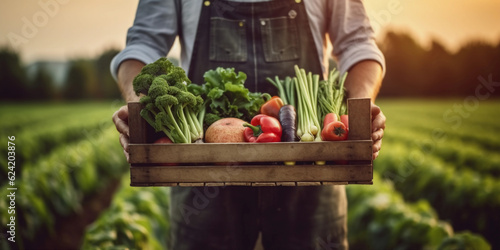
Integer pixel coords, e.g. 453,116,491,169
174,0,183,38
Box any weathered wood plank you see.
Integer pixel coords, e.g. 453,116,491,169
276,182,297,186
297,182,322,186
130,164,372,184
178,182,205,187
252,182,277,187
224,182,252,186
322,181,349,185
128,102,148,144
348,98,372,140
129,140,372,164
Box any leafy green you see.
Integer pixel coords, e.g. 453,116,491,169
188,67,270,126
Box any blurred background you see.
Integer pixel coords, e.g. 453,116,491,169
0,0,499,249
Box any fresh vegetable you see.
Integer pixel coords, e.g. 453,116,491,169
278,105,297,142
132,58,204,143
266,76,296,107
317,68,348,129
154,137,173,144
278,104,297,165
323,112,338,128
260,96,284,119
321,121,348,141
204,118,247,143
188,67,270,127
243,114,282,143
316,68,348,140
293,65,321,142
340,114,349,131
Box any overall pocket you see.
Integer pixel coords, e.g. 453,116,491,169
260,16,299,62
210,17,247,62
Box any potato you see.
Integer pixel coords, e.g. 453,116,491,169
204,118,247,143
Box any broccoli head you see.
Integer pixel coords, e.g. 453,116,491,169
133,73,154,95
132,57,205,143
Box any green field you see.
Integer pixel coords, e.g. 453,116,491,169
0,99,498,249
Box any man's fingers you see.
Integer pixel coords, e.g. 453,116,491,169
371,103,385,161
372,111,386,132
113,106,130,137
372,137,382,153
117,105,129,121
119,133,130,153
372,128,384,141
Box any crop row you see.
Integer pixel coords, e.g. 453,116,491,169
82,172,491,250
384,127,500,177
380,100,500,145
347,173,490,250
382,112,500,151
0,104,119,180
82,176,171,249
0,102,121,134
0,126,128,248
374,142,500,246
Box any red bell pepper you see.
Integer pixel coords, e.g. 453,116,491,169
260,96,284,119
243,114,282,142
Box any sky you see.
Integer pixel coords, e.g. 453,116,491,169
0,0,499,63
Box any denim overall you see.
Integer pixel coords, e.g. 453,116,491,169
172,1,348,249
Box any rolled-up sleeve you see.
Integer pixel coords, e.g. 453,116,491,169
328,0,385,75
110,0,178,81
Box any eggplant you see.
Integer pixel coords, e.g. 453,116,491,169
278,105,297,142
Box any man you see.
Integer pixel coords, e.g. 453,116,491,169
112,0,386,249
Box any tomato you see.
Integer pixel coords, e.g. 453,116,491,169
340,115,349,131
321,121,348,141
323,113,338,128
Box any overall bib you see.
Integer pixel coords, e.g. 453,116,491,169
171,1,348,249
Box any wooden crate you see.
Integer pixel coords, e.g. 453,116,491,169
128,98,373,186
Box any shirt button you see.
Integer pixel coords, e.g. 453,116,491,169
288,10,297,19
261,20,266,26
204,1,210,6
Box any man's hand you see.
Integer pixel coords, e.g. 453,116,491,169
113,59,144,161
343,60,385,160
112,105,131,162
371,103,386,160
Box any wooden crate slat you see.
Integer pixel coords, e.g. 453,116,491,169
129,140,372,164
225,182,252,186
348,98,372,140
178,182,205,187
322,181,349,185
276,182,297,186
128,102,148,144
205,183,226,187
297,182,322,186
252,182,277,187
130,164,372,185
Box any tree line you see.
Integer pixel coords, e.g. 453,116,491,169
1,30,499,101
378,31,500,98
0,47,123,101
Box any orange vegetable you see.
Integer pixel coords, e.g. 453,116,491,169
260,96,284,119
